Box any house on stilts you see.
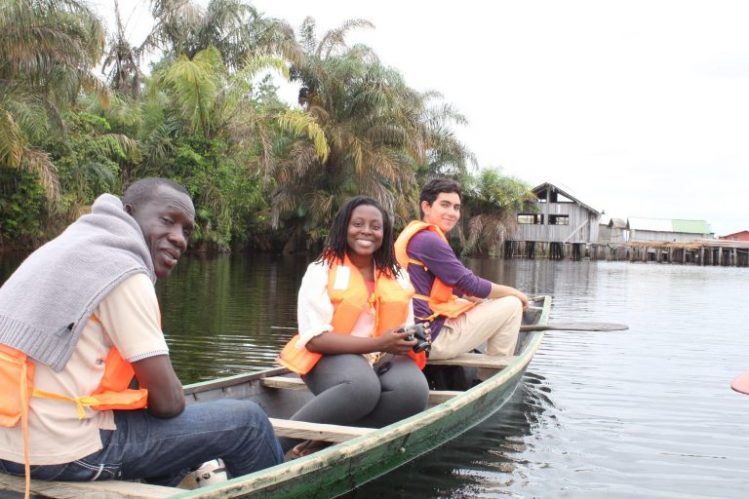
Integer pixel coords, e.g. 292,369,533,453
506,182,600,260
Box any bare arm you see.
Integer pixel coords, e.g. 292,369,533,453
306,329,417,356
486,283,529,309
413,231,528,308
132,355,185,418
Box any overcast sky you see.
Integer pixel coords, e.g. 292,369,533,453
98,0,749,236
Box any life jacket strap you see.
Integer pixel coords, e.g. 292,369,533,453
407,257,426,270
21,360,30,499
32,389,98,420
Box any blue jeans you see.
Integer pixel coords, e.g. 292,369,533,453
0,399,283,486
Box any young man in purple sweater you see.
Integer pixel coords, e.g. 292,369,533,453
395,178,528,363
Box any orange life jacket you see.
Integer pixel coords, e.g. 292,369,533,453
277,256,425,374
0,336,147,499
0,343,148,427
394,221,476,321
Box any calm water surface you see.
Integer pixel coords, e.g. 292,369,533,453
2,253,748,497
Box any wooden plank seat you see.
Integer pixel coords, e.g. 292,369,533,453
269,418,374,443
0,472,177,499
427,353,517,369
262,375,309,390
262,376,461,405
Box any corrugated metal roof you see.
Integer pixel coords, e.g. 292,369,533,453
628,217,673,232
671,219,711,234
629,217,710,234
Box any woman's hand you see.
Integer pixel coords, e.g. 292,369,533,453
377,326,418,355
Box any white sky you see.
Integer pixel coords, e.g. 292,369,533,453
95,0,749,236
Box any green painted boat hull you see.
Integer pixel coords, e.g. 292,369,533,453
180,296,550,498
0,296,550,499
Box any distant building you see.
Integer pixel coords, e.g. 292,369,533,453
628,217,712,242
512,182,600,243
719,230,749,242
598,217,629,243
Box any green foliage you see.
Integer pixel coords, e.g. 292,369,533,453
265,17,475,252
0,0,105,205
45,111,143,215
0,0,533,259
0,168,46,246
459,168,535,256
465,169,536,214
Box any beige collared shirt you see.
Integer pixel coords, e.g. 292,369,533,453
0,274,169,465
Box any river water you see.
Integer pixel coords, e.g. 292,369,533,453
2,253,748,497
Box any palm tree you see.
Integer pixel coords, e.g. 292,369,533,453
143,0,300,69
0,0,105,200
143,45,327,250
267,17,474,253
102,1,144,99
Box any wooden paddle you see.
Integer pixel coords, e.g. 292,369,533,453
520,322,628,332
272,323,629,332
731,371,749,395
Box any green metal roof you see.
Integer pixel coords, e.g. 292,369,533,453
671,219,711,234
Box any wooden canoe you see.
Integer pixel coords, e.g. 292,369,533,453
0,295,551,498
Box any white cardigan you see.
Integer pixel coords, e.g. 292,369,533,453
296,261,415,348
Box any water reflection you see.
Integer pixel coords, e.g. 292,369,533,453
156,253,310,381
2,252,749,497
346,376,556,498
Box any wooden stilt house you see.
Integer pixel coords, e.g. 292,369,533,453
507,182,601,259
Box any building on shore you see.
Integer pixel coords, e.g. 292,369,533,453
719,230,749,242
598,217,629,244
627,217,713,242
504,182,747,266
507,182,600,259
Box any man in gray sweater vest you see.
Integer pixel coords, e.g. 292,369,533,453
0,178,282,487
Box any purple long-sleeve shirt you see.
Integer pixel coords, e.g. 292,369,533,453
405,230,492,339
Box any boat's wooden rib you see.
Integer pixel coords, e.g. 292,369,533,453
426,390,463,404
261,375,307,390
262,376,462,405
269,418,374,443
427,353,517,369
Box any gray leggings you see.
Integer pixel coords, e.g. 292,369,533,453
280,354,429,451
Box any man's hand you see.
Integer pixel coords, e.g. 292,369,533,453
132,355,185,418
513,290,529,310
488,284,529,310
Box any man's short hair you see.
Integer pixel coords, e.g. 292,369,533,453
419,177,462,216
123,178,189,207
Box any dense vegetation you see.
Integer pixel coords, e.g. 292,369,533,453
0,0,533,256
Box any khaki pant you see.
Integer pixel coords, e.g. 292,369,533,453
429,296,523,360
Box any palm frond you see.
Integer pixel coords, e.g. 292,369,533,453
317,19,374,59
0,109,24,167
276,110,329,162
20,148,59,201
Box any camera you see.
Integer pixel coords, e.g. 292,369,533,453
403,323,431,353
